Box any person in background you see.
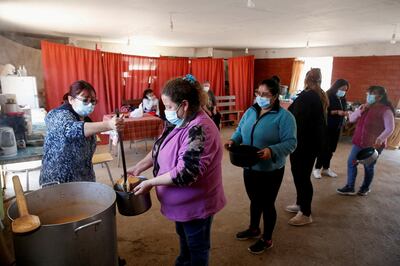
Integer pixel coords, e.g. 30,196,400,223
337,86,395,196
286,68,328,226
141,88,160,115
129,74,226,266
313,79,350,179
225,79,297,254
202,81,221,130
39,80,124,186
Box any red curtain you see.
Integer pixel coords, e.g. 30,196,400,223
41,41,106,121
124,55,159,99
228,55,255,111
102,52,124,113
191,58,225,96
157,57,190,93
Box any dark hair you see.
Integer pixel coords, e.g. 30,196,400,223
63,80,96,104
368,85,395,114
259,79,280,109
142,89,153,100
271,75,281,84
162,77,206,117
327,79,350,97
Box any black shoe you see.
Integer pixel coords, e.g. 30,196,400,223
248,239,273,255
336,185,356,195
357,187,371,196
236,228,261,240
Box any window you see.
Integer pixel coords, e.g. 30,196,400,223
296,57,333,92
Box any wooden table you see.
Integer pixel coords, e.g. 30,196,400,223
103,114,164,142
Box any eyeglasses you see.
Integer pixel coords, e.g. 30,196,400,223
255,92,273,98
75,96,97,105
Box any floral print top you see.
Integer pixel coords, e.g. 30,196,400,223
39,104,96,186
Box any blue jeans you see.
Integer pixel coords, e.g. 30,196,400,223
175,216,213,266
346,145,380,190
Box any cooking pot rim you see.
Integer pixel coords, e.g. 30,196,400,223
7,182,116,227
356,147,377,160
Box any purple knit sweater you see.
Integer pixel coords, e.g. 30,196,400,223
153,111,226,222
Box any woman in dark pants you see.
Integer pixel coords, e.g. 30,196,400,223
313,79,350,179
226,79,297,254
286,68,328,226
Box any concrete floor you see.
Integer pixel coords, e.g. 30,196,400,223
2,127,400,265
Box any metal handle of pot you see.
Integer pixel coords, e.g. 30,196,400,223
74,219,102,234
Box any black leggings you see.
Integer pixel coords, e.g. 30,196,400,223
290,150,316,216
243,167,284,240
315,128,341,169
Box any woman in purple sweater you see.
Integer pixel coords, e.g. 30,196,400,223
337,86,395,196
128,74,226,266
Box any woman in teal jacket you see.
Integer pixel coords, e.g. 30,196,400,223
225,79,297,254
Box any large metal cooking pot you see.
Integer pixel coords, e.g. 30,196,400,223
7,182,118,266
114,177,152,216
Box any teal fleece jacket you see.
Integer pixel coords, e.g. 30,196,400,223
231,103,297,172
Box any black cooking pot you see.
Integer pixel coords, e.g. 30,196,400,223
356,147,379,165
114,177,152,216
229,145,260,167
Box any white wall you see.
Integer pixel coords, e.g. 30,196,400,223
76,40,196,57
76,40,232,59
233,42,400,58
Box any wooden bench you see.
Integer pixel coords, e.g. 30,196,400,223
215,95,243,127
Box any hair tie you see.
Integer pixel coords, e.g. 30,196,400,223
183,74,196,84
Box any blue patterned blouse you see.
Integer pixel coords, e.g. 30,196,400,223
39,104,96,185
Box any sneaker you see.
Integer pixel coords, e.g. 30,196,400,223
321,168,338,178
313,168,322,179
357,188,371,196
285,204,300,213
336,185,356,195
236,228,261,240
248,239,273,255
288,211,313,226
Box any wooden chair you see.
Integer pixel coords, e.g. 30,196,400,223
215,95,243,127
122,99,142,109
92,153,114,185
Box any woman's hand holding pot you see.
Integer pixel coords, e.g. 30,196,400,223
257,148,272,160
127,165,141,176
133,179,153,195
224,140,234,150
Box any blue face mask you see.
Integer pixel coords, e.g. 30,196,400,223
165,106,184,127
366,93,376,105
336,90,346,97
73,101,95,117
256,96,271,108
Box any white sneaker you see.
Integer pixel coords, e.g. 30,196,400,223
312,168,322,179
288,211,313,226
321,168,338,178
285,204,300,213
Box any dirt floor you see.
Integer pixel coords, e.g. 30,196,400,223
2,127,400,266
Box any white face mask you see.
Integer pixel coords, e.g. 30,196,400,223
203,86,210,92
73,100,95,117
165,109,184,126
